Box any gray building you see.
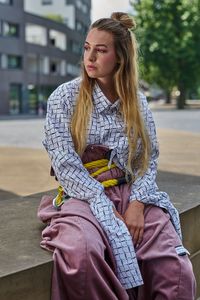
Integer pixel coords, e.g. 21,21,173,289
0,0,91,115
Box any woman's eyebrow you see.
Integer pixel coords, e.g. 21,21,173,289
85,41,108,47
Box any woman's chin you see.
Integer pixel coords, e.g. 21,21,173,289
87,73,97,79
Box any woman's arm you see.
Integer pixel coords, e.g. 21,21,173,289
129,93,159,203
126,94,181,241
123,93,159,246
44,82,107,202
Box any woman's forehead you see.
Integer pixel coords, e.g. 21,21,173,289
85,28,114,47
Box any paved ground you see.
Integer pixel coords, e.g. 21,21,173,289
0,104,199,198
152,108,200,133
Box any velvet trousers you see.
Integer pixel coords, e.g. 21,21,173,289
38,145,196,300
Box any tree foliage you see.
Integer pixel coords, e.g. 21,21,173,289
131,0,200,108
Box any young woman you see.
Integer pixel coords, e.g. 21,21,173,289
38,12,196,300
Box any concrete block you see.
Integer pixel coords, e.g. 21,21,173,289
0,171,200,299
0,191,54,300
180,205,200,255
0,263,52,300
191,250,200,299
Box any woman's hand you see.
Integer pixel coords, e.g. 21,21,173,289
123,200,145,247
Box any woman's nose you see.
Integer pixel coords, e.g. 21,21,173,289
88,50,96,62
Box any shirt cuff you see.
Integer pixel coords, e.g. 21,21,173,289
129,190,147,202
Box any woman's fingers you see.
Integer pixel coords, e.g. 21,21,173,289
129,224,144,246
138,227,144,245
113,203,145,247
123,200,145,247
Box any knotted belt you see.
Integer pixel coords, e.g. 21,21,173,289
53,158,130,209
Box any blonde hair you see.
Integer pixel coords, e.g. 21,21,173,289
71,12,150,179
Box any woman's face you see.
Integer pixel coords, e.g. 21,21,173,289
83,28,118,83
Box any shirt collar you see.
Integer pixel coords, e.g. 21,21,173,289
93,82,120,113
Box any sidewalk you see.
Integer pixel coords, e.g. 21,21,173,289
0,147,57,198
0,127,199,200
157,128,200,177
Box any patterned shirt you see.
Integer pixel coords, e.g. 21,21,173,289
43,77,181,289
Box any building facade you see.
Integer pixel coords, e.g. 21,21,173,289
0,0,91,115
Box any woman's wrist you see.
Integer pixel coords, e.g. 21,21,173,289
130,199,145,211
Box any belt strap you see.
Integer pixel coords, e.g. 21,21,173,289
53,158,129,209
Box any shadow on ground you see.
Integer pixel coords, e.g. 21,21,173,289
0,189,21,201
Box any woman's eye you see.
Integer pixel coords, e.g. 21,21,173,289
97,49,106,53
84,45,89,51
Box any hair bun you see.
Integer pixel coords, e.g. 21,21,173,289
111,12,136,31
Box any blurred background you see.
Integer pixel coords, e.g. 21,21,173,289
0,0,199,199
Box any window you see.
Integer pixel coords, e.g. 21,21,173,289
75,0,88,14
49,59,66,76
76,21,83,32
42,0,52,5
9,84,22,115
27,54,38,73
28,85,38,114
70,40,81,55
66,63,80,77
76,21,88,34
7,55,22,69
0,0,13,4
63,18,69,26
0,54,7,68
25,24,47,46
3,22,19,37
50,37,55,46
60,60,66,76
49,29,67,50
82,3,87,14
50,61,58,74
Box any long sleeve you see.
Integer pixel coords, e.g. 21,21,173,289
44,83,106,202
130,93,182,239
129,93,159,202
43,81,143,289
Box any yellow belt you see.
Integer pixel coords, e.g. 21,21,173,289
53,158,128,209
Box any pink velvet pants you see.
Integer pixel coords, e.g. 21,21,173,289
38,145,196,300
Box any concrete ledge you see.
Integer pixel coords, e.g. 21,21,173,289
181,206,200,293
0,263,52,300
0,191,54,300
0,171,199,300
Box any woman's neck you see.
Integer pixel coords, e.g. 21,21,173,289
97,79,118,103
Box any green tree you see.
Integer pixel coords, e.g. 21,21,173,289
131,0,200,108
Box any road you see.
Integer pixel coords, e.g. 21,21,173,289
152,109,200,133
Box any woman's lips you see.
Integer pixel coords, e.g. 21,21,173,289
87,65,97,71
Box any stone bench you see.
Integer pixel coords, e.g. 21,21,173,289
0,171,200,300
